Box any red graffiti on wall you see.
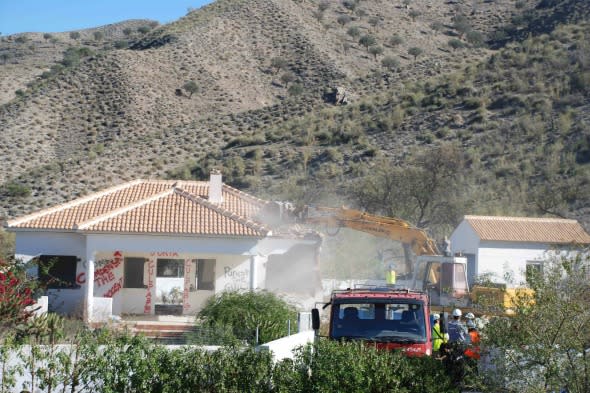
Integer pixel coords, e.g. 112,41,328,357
150,251,179,257
95,269,115,286
76,272,86,285
183,259,191,311
94,251,122,287
144,259,155,314
103,277,123,298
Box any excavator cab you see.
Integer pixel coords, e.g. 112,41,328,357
412,256,470,308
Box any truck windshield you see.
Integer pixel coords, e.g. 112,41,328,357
331,302,426,343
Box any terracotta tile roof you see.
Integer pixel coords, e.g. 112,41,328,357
6,180,271,237
464,215,590,244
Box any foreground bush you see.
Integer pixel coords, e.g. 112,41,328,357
0,258,36,329
298,340,456,393
0,329,457,393
197,290,298,345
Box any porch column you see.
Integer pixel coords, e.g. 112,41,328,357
249,255,257,290
85,257,95,323
249,254,268,290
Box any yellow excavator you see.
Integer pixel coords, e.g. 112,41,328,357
284,205,518,314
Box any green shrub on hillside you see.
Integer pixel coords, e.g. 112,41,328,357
2,182,31,198
61,47,95,68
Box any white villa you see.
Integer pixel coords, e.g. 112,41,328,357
5,173,322,323
450,215,590,288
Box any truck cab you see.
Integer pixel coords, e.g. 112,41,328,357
313,288,432,356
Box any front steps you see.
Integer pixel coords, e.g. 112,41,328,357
123,315,197,344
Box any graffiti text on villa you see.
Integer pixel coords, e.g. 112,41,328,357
223,266,248,290
150,252,179,257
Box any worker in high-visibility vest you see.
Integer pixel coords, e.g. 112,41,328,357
385,264,396,285
432,313,447,354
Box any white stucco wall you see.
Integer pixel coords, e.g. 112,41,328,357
15,231,86,261
13,231,321,318
86,234,264,256
476,241,551,287
450,220,557,288
90,249,263,316
450,221,480,255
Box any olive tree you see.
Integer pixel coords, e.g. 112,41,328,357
389,34,404,47
318,0,330,12
368,45,384,60
481,251,590,393
359,34,377,51
288,83,304,96
347,144,467,274
349,143,466,234
182,80,199,98
280,71,296,87
93,31,104,41
337,14,352,26
448,38,465,51
270,56,288,74
137,25,151,34
408,46,423,62
343,0,357,12
0,229,14,260
466,30,486,47
347,26,361,39
381,55,400,72
453,14,472,39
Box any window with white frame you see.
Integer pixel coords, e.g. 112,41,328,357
525,261,543,284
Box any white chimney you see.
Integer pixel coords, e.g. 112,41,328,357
209,169,223,204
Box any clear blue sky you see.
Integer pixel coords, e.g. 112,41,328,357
0,0,214,36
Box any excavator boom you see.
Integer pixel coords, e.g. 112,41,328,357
297,206,439,256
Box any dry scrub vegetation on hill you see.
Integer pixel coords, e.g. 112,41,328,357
0,0,589,235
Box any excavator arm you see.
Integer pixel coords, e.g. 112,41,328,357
287,205,510,316
294,206,440,257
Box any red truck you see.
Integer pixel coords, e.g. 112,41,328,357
311,287,433,356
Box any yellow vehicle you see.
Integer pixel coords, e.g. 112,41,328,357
286,205,517,314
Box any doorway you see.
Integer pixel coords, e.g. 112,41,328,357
155,258,184,315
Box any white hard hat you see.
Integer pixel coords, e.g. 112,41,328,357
432,313,440,321
465,312,475,320
452,308,462,317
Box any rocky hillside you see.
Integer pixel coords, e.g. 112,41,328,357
0,0,588,233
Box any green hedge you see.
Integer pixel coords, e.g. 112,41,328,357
0,331,458,393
